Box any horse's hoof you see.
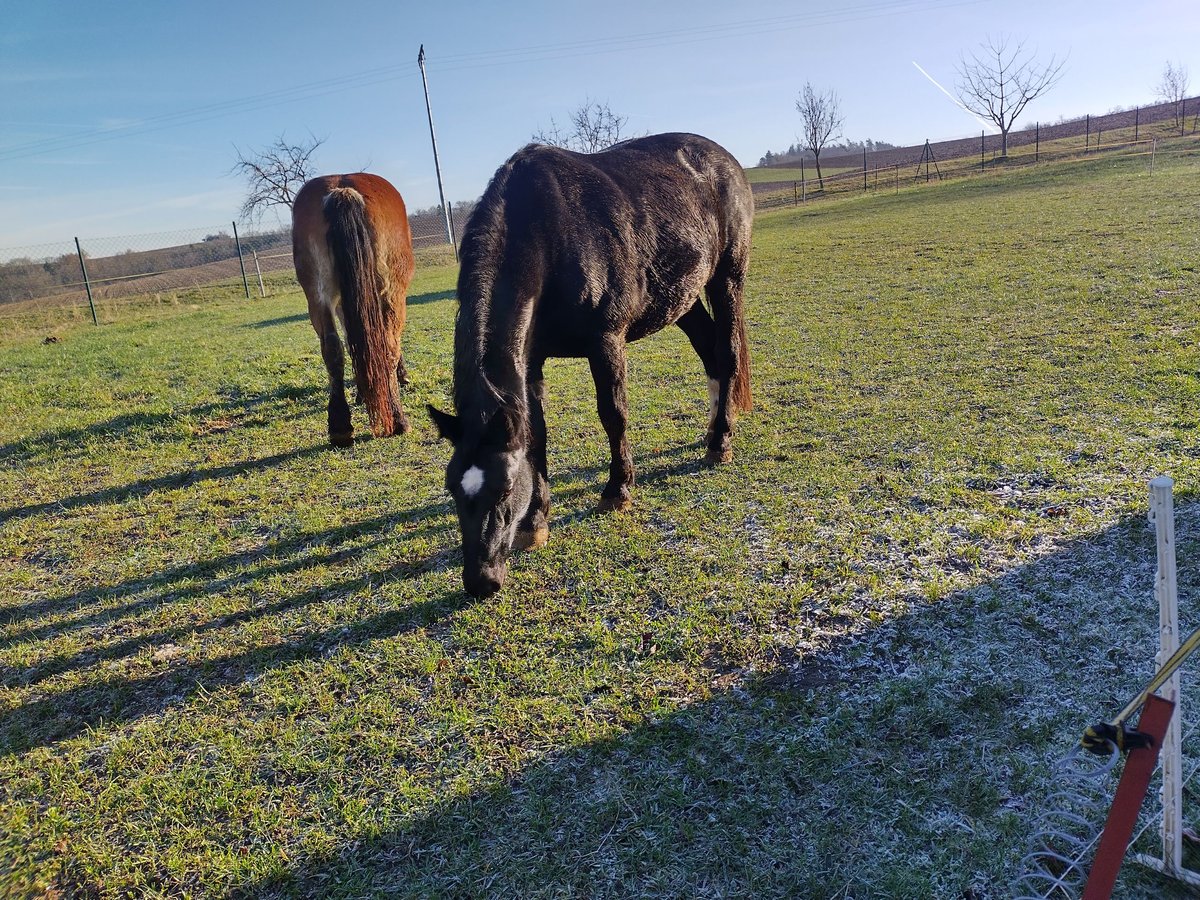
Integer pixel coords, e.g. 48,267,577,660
329,431,354,448
514,526,550,550
597,495,633,513
704,447,733,466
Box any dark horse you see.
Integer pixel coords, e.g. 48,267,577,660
293,173,414,446
429,133,754,598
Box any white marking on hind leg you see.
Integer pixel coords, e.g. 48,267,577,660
309,237,340,312
461,465,485,497
707,378,739,433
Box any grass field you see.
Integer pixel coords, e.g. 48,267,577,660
3,149,1200,897
744,164,858,184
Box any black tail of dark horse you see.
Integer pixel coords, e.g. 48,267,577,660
732,303,753,413
323,189,395,437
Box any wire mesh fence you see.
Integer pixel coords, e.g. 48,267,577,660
753,96,1200,212
1,94,1195,323
1013,486,1200,897
0,201,474,323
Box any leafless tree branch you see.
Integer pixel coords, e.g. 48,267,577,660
1156,61,1190,135
955,35,1065,156
532,99,631,153
230,134,326,223
795,82,845,189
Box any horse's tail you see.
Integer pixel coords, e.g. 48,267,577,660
324,187,395,437
731,306,753,413
715,249,753,414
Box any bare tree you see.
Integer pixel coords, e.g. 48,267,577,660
231,134,325,223
1156,61,1190,135
533,99,631,153
956,36,1065,157
795,82,845,190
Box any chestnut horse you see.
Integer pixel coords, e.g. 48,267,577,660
292,173,414,446
429,133,753,597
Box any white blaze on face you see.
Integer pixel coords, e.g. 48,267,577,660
461,465,485,497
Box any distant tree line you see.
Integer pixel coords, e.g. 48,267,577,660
759,138,897,167
407,200,477,220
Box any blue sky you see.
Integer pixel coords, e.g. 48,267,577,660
1,0,1196,249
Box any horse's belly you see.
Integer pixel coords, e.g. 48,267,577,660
625,284,700,342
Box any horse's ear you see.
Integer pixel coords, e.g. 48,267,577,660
483,408,521,450
427,405,462,443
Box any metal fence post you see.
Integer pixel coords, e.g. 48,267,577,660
863,147,867,192
801,158,806,202
1135,106,1139,142
1085,114,1090,153
74,236,98,326
981,130,985,170
232,221,250,299
1035,122,1039,162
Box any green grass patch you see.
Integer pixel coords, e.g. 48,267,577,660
3,151,1200,897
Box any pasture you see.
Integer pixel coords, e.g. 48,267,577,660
3,149,1200,897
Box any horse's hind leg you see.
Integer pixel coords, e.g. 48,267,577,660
700,259,750,465
590,337,635,512
384,291,411,434
676,301,729,465
310,301,354,447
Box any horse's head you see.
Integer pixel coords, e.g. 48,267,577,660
428,405,536,598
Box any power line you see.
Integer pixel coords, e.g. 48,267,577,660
0,0,986,164
0,68,422,163
433,0,984,69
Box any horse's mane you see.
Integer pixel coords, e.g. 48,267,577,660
452,151,533,444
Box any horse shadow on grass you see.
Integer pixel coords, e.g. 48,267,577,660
0,499,461,690
0,383,323,469
0,441,704,653
408,289,456,306
0,437,735,759
0,442,330,527
0,548,470,756
245,313,310,329
229,499,1200,899
239,290,452,333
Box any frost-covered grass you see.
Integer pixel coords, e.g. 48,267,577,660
2,150,1200,897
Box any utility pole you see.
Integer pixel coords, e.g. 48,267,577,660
417,45,457,261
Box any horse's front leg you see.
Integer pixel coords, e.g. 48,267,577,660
515,368,551,549
311,303,353,446
589,339,634,512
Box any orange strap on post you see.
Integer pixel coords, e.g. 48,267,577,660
1081,693,1175,899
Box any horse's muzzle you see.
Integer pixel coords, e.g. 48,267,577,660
464,562,505,598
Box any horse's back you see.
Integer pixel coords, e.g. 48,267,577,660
459,133,751,350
